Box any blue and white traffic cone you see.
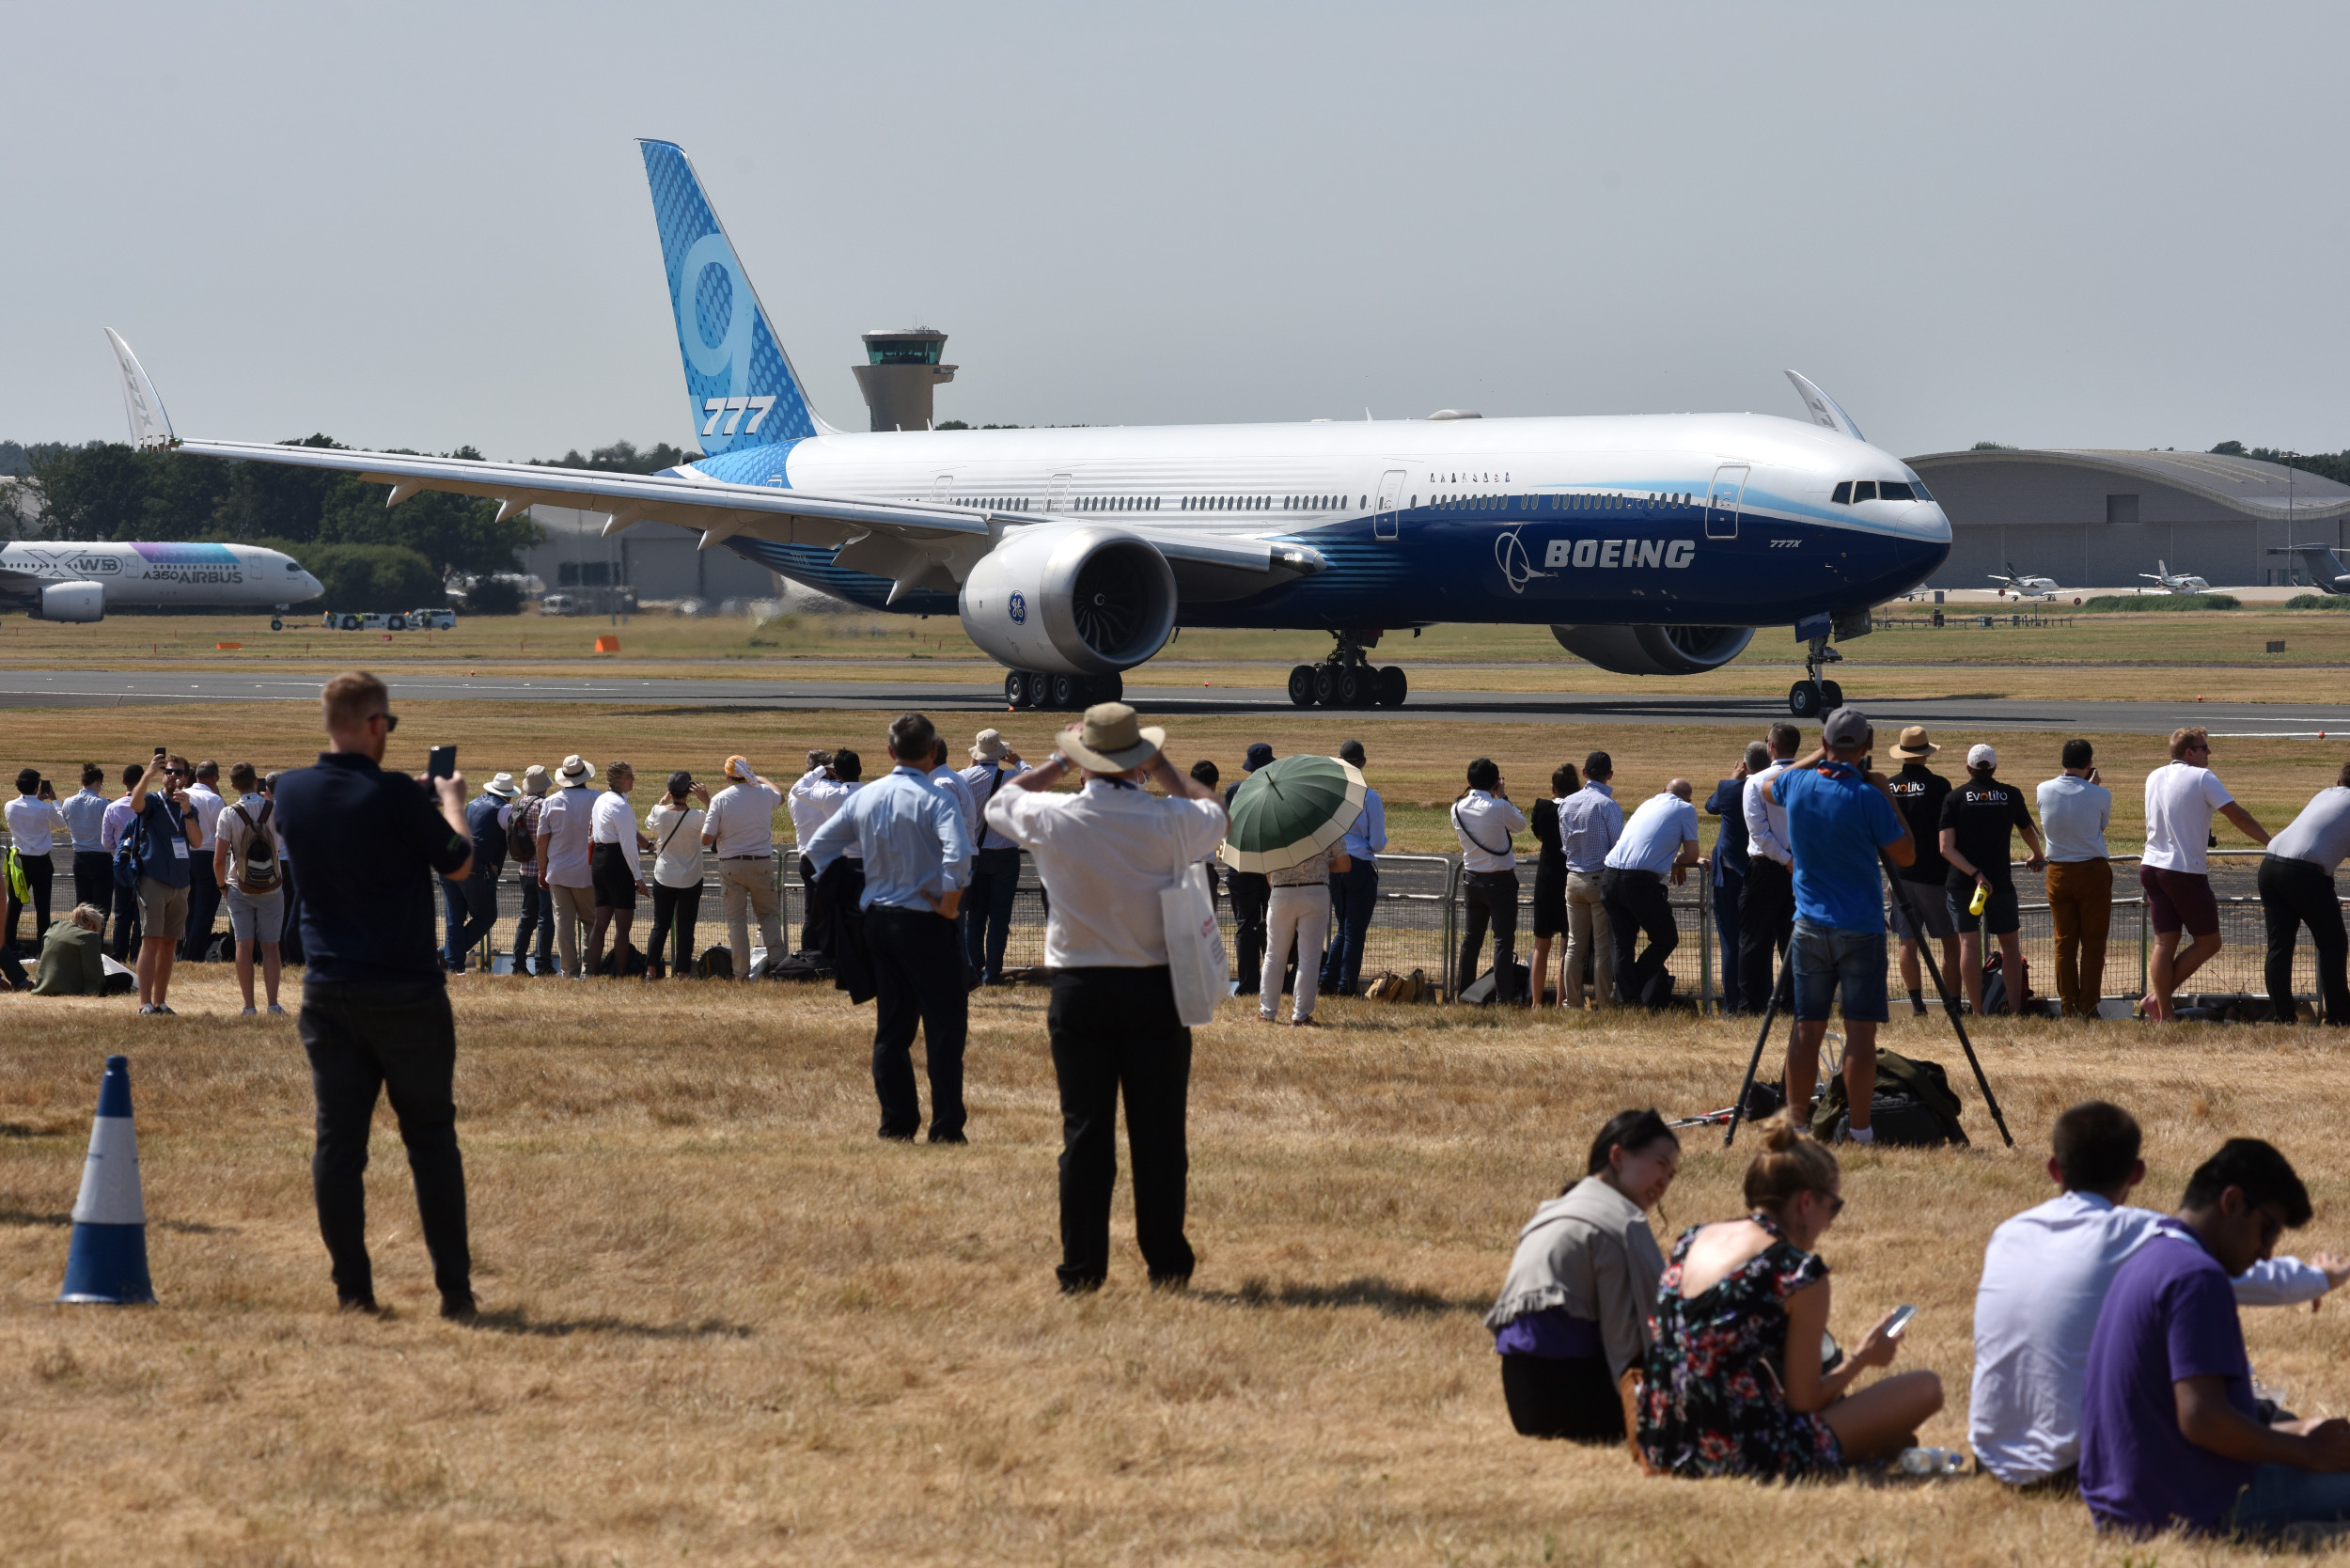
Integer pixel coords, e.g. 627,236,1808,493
56,1055,154,1305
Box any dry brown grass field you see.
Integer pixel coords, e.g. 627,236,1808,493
8,973,2350,1564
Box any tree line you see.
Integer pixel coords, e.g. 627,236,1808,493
1,436,699,612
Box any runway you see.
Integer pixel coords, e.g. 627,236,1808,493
6,666,2348,735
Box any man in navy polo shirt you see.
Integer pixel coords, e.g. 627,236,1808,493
1762,707,1913,1142
274,672,478,1319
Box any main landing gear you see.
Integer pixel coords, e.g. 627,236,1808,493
1004,668,1124,711
1787,635,1844,718
1288,629,1408,709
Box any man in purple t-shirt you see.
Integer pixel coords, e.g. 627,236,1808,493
2081,1138,2350,1537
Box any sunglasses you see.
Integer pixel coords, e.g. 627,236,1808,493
368,712,400,733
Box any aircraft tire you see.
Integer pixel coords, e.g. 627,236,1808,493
1026,671,1055,709
1005,670,1028,709
270,618,283,632
1336,666,1366,707
1311,666,1340,706
1089,671,1122,705
1376,666,1408,707
1288,666,1318,707
1788,682,1822,718
1050,672,1080,710
1820,680,1844,710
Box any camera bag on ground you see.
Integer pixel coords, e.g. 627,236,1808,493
764,950,830,982
1981,951,2029,1015
1808,1049,1969,1147
1457,962,1530,1006
697,945,733,980
203,931,236,963
1364,968,1429,1003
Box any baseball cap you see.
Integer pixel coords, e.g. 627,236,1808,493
1820,707,1872,748
1968,743,1998,769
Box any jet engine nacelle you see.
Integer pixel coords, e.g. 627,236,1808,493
1550,622,1753,675
959,525,1179,675
33,581,106,623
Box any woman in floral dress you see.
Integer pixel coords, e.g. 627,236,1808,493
1637,1115,1943,1478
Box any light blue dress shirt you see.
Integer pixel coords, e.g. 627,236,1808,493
1339,787,1387,861
1557,780,1623,873
1603,792,1700,876
805,765,972,911
59,787,112,854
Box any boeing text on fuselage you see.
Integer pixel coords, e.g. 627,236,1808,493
97,142,1952,713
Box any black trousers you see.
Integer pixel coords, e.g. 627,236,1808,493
798,853,824,954
646,881,703,974
512,873,551,974
1228,871,1271,990
1603,866,1679,1008
863,905,969,1139
1738,857,1794,1015
962,846,1023,983
72,850,113,916
6,851,53,955
1500,1354,1624,1441
1048,965,1194,1289
299,980,470,1307
182,856,220,961
278,861,306,965
108,871,142,962
2261,855,2350,1026
1458,869,1521,1000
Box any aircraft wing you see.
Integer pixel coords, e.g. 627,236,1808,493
109,333,1324,602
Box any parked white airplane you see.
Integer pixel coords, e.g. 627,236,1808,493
2141,559,2212,595
0,538,321,624
98,140,1952,715
1987,561,2061,601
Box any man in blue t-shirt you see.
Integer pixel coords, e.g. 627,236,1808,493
2081,1138,2350,1538
275,672,478,1319
1761,707,1913,1142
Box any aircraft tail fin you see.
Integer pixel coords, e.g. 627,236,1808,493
103,329,175,450
637,139,825,453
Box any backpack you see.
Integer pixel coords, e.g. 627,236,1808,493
1981,951,2030,1016
229,802,282,895
1810,1049,1969,1147
509,795,542,863
1365,967,1429,1003
112,806,150,890
697,944,734,980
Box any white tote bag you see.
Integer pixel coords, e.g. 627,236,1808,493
1160,839,1227,1027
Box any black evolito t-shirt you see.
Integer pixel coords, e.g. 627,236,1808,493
1888,764,1950,885
1938,775,2034,889
275,751,471,986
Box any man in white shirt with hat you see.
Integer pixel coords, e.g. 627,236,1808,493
806,713,973,1142
959,728,1026,988
704,754,788,979
534,753,600,978
985,701,1227,1292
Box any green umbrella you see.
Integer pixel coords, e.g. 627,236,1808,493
1218,755,1367,873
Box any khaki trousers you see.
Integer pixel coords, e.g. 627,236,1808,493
1564,870,1613,1008
549,884,594,978
2046,857,2113,1018
720,858,783,978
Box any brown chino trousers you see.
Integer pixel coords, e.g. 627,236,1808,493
2046,857,2113,1017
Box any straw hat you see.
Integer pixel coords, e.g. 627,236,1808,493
556,754,595,786
482,772,519,798
969,728,1008,762
521,764,550,796
1888,726,1939,760
1058,702,1166,774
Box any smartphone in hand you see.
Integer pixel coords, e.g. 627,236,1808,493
1886,1304,1919,1339
427,745,458,783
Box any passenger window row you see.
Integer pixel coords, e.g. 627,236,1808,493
1182,495,1276,511
1075,495,1161,512
1281,495,1344,510
1421,491,1698,512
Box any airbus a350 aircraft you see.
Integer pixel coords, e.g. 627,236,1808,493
1,538,320,625
102,140,1950,715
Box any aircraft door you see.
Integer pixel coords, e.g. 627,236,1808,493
1045,472,1073,512
930,473,954,503
1373,469,1407,541
1706,463,1748,540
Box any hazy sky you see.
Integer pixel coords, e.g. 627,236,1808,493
8,4,2348,462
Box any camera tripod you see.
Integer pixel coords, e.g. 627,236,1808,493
1723,851,2013,1149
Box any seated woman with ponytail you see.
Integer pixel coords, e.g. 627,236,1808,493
1486,1108,1681,1444
1637,1114,1942,1478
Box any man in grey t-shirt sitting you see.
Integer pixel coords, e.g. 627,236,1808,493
2261,760,2350,1026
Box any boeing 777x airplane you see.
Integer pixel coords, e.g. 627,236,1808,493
103,140,1950,715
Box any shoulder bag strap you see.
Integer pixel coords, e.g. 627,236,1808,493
659,808,694,855
1451,801,1508,859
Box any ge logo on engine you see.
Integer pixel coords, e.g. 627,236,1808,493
1008,591,1027,625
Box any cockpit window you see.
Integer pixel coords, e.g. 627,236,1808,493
1851,480,1878,502
1877,481,1916,502
1907,478,1933,500
1831,481,1852,504
286,560,302,571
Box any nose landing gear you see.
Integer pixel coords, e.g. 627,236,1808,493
1787,636,1844,717
1288,629,1408,709
1004,668,1124,711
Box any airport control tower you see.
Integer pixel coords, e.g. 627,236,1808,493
852,327,957,431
